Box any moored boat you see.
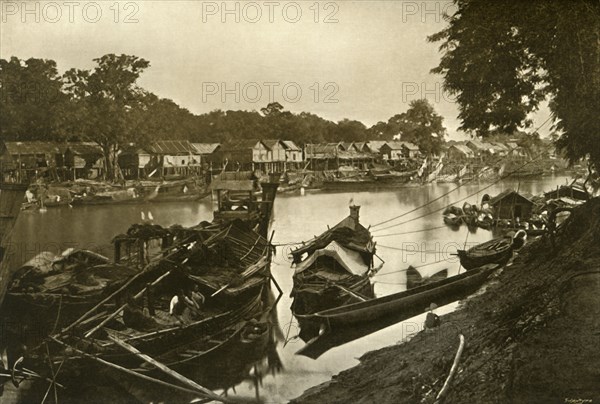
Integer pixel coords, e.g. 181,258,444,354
456,230,526,270
296,263,500,358
290,205,380,318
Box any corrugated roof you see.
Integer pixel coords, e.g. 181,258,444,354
221,139,264,151
382,141,420,151
383,141,405,150
192,143,221,154
261,139,284,150
4,141,63,155
147,140,198,154
490,189,534,206
305,143,339,156
401,142,420,151
66,142,103,156
366,141,387,152
282,140,301,151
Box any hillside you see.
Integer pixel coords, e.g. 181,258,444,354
293,198,600,403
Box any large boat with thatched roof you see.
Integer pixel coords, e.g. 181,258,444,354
290,205,381,321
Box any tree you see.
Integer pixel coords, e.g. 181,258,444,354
429,0,600,171
0,57,67,140
62,54,151,180
389,99,447,156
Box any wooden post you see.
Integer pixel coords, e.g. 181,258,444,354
108,335,231,403
0,183,28,306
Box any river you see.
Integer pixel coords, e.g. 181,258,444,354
3,174,572,403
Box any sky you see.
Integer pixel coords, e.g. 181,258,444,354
0,0,552,139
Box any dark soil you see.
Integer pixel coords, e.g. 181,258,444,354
293,198,600,404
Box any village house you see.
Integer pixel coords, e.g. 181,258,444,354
304,143,341,171
262,139,288,172
489,189,535,221
64,142,105,180
281,140,303,169
401,142,421,159
446,144,475,161
145,140,201,178
0,141,64,182
118,145,156,179
466,139,490,159
192,143,221,167
365,141,387,157
380,141,420,160
218,139,269,172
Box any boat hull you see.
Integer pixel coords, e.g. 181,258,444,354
296,264,499,358
457,238,513,270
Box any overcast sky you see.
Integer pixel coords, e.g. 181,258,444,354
1,1,551,139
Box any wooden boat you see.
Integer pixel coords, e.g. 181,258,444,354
443,214,463,228
456,230,526,270
211,171,279,238
290,205,379,318
296,264,499,358
406,266,448,289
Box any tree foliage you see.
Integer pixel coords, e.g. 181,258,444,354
1,55,451,175
429,0,600,170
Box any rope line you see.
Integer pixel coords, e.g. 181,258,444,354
373,225,449,238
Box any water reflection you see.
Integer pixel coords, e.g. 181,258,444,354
2,288,285,403
1,174,573,403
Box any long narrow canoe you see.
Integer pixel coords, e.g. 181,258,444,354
296,264,499,358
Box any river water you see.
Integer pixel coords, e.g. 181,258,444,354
3,174,572,403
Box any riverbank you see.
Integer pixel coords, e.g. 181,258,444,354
293,198,600,403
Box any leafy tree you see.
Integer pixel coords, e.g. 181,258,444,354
260,102,284,117
429,0,600,171
0,57,67,140
62,54,150,180
389,99,447,156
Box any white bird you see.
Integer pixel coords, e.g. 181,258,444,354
147,211,154,222
141,211,146,221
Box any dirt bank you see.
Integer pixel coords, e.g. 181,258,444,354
293,199,600,404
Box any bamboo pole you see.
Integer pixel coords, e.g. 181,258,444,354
330,284,368,302
48,336,212,403
107,335,231,403
435,333,465,403
58,235,195,335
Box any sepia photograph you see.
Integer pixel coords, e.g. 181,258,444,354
0,0,599,402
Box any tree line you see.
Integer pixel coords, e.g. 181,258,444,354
1,54,450,178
